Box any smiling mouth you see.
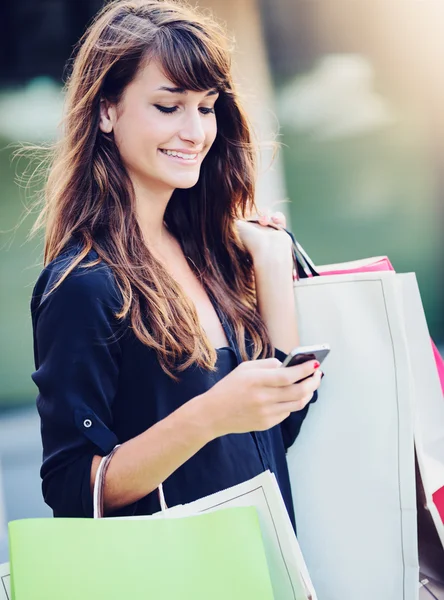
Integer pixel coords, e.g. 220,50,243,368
159,149,199,161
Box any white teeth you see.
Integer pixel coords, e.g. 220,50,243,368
160,149,197,160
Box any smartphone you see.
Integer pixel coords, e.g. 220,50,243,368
281,344,331,368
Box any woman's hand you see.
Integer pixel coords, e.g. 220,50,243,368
199,357,322,438
237,209,299,352
235,210,292,264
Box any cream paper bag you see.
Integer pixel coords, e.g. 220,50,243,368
287,270,419,600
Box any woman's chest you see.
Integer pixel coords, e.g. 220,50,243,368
160,247,230,350
113,331,238,433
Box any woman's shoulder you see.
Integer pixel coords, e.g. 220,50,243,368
31,241,121,315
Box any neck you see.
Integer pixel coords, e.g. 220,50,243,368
131,174,175,252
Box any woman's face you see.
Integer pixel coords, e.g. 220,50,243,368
99,59,219,194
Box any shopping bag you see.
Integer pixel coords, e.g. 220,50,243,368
283,232,444,599
292,243,444,537
399,274,444,535
8,452,276,600
162,470,317,600
416,458,444,593
104,459,316,600
286,269,419,600
295,248,444,396
0,562,9,600
419,578,444,599
432,342,444,394
317,254,444,530
97,449,316,599
7,459,317,600
8,506,274,600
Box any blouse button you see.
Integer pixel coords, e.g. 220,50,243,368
83,419,93,428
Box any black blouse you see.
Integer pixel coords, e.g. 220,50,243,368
30,242,317,531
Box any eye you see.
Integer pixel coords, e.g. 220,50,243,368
154,105,178,114
199,107,215,115
154,104,215,115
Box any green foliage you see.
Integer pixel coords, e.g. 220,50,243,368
282,125,443,343
0,137,43,407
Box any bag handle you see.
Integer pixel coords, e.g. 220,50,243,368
284,227,320,279
93,445,168,519
245,219,320,279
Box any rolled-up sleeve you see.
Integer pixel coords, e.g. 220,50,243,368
274,347,318,452
31,265,122,517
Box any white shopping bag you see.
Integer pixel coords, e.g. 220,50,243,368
114,470,317,600
0,463,10,600
0,562,10,600
96,452,317,600
399,274,444,591
163,471,317,600
399,273,444,547
419,577,444,598
93,446,318,600
287,270,419,600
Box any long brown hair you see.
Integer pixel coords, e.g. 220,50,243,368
29,0,275,380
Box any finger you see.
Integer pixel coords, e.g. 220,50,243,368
284,360,321,386
271,212,286,227
258,208,271,225
261,360,321,387
278,374,320,403
241,357,282,370
274,396,312,414
303,368,323,391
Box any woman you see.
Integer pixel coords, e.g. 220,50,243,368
30,0,322,529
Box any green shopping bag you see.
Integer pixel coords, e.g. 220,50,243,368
9,506,274,600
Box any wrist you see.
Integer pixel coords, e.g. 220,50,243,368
184,392,221,444
253,248,293,280
252,235,293,272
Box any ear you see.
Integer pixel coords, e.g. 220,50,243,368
99,98,116,133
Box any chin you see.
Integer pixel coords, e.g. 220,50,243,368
168,176,200,189
174,181,200,190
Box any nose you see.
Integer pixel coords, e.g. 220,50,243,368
179,109,206,146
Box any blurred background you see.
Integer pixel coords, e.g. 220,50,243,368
0,0,443,562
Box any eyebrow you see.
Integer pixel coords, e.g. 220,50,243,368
155,86,219,96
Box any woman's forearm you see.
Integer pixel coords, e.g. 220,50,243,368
253,238,299,354
90,393,214,514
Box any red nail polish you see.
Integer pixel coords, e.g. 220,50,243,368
313,361,320,369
